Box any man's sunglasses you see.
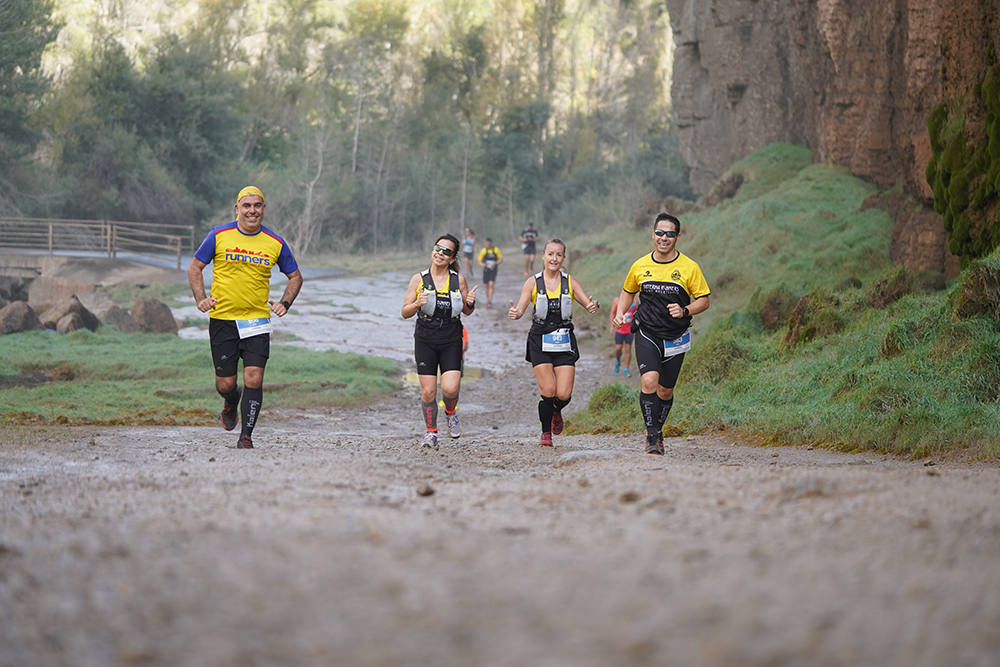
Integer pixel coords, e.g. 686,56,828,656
654,229,678,238
433,244,456,256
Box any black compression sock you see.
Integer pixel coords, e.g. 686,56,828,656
553,396,571,412
538,395,555,433
640,391,658,436
655,397,674,431
240,386,263,437
443,393,459,414
220,386,241,406
656,396,674,429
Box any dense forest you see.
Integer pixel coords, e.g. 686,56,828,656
1,0,693,253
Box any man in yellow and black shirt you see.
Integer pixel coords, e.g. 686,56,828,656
477,238,503,307
612,212,710,455
188,186,303,449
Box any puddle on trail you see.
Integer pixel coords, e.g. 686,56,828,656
175,269,535,373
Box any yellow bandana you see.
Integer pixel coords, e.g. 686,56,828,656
236,185,265,204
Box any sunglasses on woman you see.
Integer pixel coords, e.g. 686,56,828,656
654,229,678,238
433,244,456,256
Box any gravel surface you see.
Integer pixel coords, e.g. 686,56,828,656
2,265,999,666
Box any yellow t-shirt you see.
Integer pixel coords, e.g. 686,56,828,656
478,247,502,267
193,222,299,320
622,251,710,338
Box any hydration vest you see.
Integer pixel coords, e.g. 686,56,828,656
533,271,573,325
419,269,463,320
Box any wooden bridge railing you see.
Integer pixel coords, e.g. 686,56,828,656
0,217,195,269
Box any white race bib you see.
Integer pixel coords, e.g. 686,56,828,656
236,317,272,339
542,328,572,352
662,330,691,359
485,259,497,269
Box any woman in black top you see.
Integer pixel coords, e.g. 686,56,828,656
508,239,599,446
402,234,478,449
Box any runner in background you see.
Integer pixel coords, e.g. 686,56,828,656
519,223,539,275
462,228,476,276
609,295,637,377
402,234,478,449
478,238,502,308
508,239,600,447
187,185,303,449
612,212,710,455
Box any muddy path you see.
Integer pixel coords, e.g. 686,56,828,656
2,263,999,666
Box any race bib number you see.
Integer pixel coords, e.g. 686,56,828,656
485,260,497,269
236,317,272,339
662,330,691,358
542,328,572,352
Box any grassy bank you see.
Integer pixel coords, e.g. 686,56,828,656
0,330,399,425
565,143,1000,459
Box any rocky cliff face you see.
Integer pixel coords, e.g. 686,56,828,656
667,0,998,275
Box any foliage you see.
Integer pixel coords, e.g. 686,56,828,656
925,64,1000,262
0,0,61,213
16,0,685,256
36,37,246,224
0,330,400,424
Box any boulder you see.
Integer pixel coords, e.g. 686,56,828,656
38,296,100,331
76,292,117,315
56,311,87,333
75,294,142,332
28,276,95,313
131,298,178,334
99,304,142,333
0,276,29,307
0,301,44,334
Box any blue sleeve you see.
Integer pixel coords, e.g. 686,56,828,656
276,243,299,275
193,230,216,264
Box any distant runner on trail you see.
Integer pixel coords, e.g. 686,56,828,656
508,239,600,447
610,296,637,377
477,238,502,308
519,223,539,275
613,212,710,455
402,234,478,449
187,185,303,449
462,228,476,276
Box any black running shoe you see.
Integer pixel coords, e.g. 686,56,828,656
221,402,238,431
644,433,664,455
237,435,254,449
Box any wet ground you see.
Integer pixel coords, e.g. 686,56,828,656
3,262,999,666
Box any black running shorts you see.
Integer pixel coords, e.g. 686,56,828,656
634,328,686,388
414,336,464,376
209,318,270,377
525,331,580,367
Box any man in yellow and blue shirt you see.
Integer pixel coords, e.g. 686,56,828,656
188,186,303,449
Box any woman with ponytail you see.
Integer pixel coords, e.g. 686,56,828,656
508,239,599,446
402,234,478,449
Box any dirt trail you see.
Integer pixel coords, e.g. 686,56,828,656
2,261,999,666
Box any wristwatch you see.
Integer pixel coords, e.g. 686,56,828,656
681,306,690,318
280,300,292,310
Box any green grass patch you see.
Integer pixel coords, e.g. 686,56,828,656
0,329,400,425
565,143,1000,459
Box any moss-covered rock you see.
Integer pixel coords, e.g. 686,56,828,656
750,285,799,330
926,63,1000,262
784,290,847,347
950,250,1000,321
